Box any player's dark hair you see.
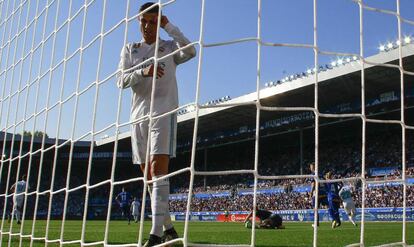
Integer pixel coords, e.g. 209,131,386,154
140,2,159,14
22,174,27,180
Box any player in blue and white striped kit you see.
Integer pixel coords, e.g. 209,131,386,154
10,175,28,225
339,184,357,226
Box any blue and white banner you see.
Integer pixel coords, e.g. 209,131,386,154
367,179,414,188
172,207,414,222
238,188,285,195
276,207,414,222
369,167,399,176
293,185,311,193
194,191,230,198
169,193,188,200
174,214,218,221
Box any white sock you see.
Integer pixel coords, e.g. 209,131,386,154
148,183,173,231
150,177,169,237
14,207,20,221
16,209,21,221
349,215,356,225
163,180,173,231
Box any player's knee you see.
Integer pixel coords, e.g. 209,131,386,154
150,155,169,177
140,163,152,180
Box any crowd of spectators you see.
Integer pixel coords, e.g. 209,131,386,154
169,167,414,213
172,128,413,194
1,128,413,218
169,184,414,212
168,158,414,212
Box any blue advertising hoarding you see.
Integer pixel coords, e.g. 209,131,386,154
172,207,414,222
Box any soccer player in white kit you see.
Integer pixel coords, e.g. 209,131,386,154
130,197,141,223
10,175,28,224
117,2,195,246
338,184,357,226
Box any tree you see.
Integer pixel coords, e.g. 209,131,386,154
22,130,48,138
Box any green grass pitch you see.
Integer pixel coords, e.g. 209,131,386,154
0,220,413,246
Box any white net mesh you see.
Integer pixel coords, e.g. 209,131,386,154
0,0,412,246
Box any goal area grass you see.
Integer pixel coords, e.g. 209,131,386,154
1,220,413,246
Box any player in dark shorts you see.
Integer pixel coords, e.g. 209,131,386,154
310,162,328,227
116,187,132,224
224,210,230,222
325,171,342,228
244,209,285,229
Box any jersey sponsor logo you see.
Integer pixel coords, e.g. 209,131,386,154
133,43,141,49
138,57,166,70
225,214,249,222
132,43,141,53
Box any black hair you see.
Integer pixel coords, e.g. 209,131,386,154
324,170,332,176
139,2,159,14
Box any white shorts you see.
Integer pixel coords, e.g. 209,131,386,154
131,114,177,164
13,195,24,209
343,200,356,215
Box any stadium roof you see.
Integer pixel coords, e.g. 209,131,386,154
0,132,91,147
96,44,414,146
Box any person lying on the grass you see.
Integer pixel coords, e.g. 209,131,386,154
244,209,285,229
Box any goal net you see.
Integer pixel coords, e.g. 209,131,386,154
0,0,413,246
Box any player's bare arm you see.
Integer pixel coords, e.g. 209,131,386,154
310,181,315,196
244,211,253,223
10,183,15,193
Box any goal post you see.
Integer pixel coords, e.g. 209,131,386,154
0,0,412,246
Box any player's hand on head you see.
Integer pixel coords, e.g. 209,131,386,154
160,15,169,28
142,64,164,79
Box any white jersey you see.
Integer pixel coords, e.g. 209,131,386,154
15,181,27,195
117,22,196,121
131,200,141,216
13,180,27,208
339,186,353,203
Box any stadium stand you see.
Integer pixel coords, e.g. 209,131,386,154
1,126,413,218
1,44,413,221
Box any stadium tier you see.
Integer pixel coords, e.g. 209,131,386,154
1,46,413,222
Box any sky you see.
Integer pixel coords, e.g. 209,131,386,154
0,0,414,142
